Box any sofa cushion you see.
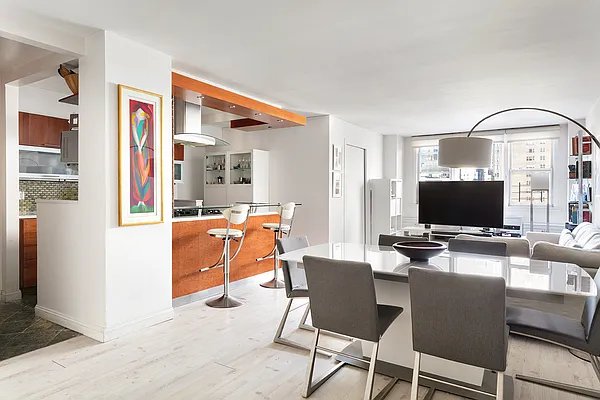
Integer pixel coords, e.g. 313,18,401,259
573,222,593,238
559,229,575,246
584,236,600,251
578,231,600,247
564,238,583,249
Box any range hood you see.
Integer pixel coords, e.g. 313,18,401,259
173,98,229,147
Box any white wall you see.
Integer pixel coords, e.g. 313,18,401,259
587,97,600,226
401,125,572,233
174,145,204,200
37,31,173,341
19,85,77,119
0,81,21,301
328,116,384,243
214,117,330,244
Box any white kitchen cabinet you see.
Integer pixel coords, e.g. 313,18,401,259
203,149,269,206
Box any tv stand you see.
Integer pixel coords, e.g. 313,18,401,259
429,229,492,242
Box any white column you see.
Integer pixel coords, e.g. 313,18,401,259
36,31,174,341
0,80,21,301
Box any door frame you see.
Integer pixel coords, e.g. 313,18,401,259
343,143,368,244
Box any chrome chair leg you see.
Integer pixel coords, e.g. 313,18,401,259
274,299,332,356
298,302,313,331
364,342,379,400
207,238,243,308
496,371,504,400
410,352,421,400
261,231,285,289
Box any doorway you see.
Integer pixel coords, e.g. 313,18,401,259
344,144,367,244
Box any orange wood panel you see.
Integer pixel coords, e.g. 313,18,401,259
172,214,280,299
19,218,38,288
172,72,306,129
174,144,185,161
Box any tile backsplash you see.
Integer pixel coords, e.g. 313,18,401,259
19,180,78,215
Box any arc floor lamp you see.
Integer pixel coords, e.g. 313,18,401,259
438,107,600,169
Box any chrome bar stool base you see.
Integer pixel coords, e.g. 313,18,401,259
260,276,286,289
206,294,243,309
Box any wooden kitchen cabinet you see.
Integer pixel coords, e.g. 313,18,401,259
174,144,185,161
19,218,37,289
19,112,69,148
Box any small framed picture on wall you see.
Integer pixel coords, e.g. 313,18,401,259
332,171,342,198
332,145,342,171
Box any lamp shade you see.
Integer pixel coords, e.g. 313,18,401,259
530,172,550,190
438,137,493,168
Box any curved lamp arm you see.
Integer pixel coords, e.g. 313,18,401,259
467,107,600,148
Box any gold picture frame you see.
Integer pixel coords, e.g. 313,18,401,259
118,84,164,226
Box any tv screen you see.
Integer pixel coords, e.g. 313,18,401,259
418,181,504,228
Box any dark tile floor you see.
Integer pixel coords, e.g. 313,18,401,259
0,288,79,361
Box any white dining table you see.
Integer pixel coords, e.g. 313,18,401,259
279,243,597,400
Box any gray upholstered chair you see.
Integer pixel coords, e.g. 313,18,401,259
506,269,600,398
273,236,312,351
408,267,508,400
378,234,419,247
302,255,403,399
448,237,508,256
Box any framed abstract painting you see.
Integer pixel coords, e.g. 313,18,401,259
118,84,163,226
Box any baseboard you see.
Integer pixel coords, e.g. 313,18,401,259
35,305,105,342
102,307,174,342
1,289,22,302
35,305,174,343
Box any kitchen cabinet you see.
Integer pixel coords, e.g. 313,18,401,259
19,112,69,148
174,144,185,161
204,149,269,206
19,217,37,288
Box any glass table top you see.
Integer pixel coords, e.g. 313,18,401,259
279,243,597,298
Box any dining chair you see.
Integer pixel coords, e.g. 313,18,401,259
506,269,600,398
273,236,313,351
378,234,418,247
448,238,508,256
408,267,508,400
302,255,403,399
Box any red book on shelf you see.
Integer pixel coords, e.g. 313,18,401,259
572,136,593,155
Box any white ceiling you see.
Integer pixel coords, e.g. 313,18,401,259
3,0,600,135
0,36,53,72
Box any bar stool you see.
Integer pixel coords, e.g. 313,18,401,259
205,204,250,309
259,202,296,289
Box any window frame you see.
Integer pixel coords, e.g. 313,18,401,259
507,138,557,207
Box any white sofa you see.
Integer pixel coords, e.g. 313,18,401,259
527,222,600,270
456,223,600,270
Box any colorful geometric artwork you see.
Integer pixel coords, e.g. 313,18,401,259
129,100,155,214
118,85,163,226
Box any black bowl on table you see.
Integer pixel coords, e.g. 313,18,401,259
392,241,447,262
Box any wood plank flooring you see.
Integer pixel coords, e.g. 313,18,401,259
0,272,598,400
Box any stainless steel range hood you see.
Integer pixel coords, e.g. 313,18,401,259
173,98,229,147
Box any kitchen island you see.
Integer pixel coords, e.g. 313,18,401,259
172,210,280,299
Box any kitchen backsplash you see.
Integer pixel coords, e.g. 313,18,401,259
19,180,78,215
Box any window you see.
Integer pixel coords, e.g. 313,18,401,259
417,146,451,181
509,139,554,205
418,143,504,182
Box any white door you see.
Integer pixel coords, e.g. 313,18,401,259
344,145,367,244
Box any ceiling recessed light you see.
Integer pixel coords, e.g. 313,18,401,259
229,105,236,109
277,119,283,122
255,112,261,116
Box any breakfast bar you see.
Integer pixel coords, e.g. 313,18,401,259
172,203,298,299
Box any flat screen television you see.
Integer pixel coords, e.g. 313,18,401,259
418,181,504,228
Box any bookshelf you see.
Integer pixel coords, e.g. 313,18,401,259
568,131,593,225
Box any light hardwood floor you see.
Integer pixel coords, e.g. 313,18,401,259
0,272,599,400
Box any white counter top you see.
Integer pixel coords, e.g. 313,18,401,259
172,211,278,223
19,215,37,219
